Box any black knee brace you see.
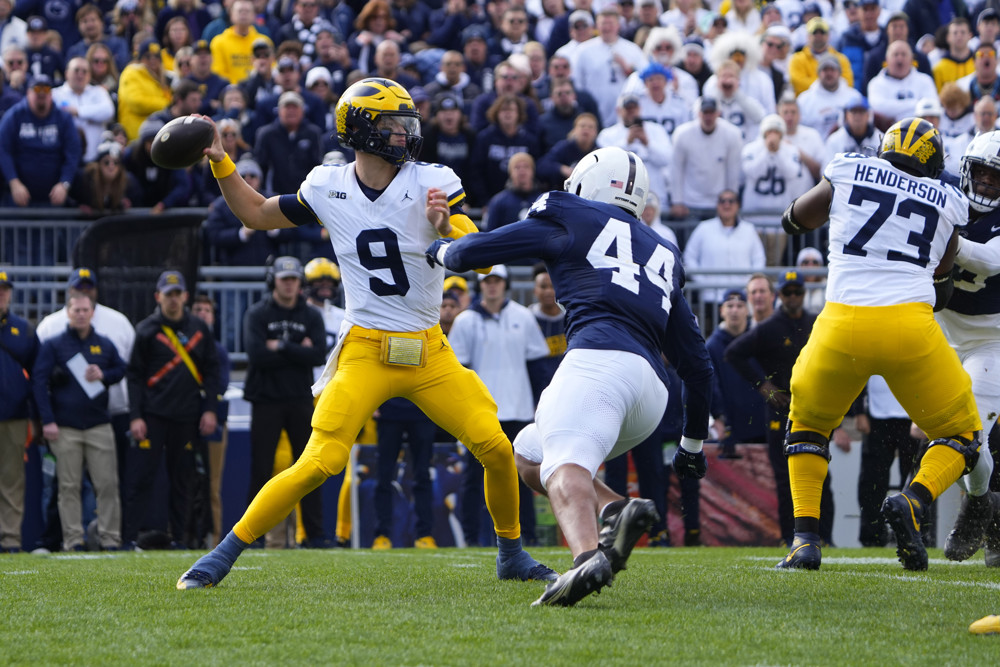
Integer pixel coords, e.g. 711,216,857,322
927,431,982,474
784,429,831,461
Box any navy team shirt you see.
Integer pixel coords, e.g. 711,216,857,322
439,190,713,440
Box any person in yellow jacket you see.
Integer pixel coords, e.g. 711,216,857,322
210,0,273,84
788,17,853,96
118,40,173,141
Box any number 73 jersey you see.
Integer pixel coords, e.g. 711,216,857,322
824,153,969,307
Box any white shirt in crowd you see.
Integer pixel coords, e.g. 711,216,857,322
866,68,938,124
574,36,649,127
449,299,550,422
51,83,117,163
740,138,805,227
597,119,673,205
670,117,743,210
683,216,767,304
796,77,859,139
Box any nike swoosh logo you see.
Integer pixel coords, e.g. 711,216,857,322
992,225,1000,232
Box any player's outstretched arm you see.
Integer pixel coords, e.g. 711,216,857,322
197,115,294,232
782,179,833,235
955,233,1000,274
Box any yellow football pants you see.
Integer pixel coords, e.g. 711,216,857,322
234,324,520,543
789,302,980,439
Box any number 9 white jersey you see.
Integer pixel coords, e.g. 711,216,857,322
299,161,465,332
824,153,969,307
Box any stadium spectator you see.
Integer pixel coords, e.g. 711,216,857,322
740,114,804,266
302,257,344,358
862,11,932,96
934,17,975,92
253,56,326,130
758,26,792,105
0,0,26,55
254,91,324,196
837,0,883,91
0,271,38,553
902,0,970,49
178,78,555,589
596,93,672,206
789,16,853,96
526,263,565,405
957,43,1000,104
86,43,119,95
118,40,172,141
67,4,130,72
423,49,482,110
536,54,600,118
24,16,64,84
159,16,193,73
725,270,837,548
705,31,776,117
2,45,28,92
574,5,647,127
419,93,477,186
778,95,825,193
32,292,127,552
796,246,827,315
189,38,233,116
449,265,550,547
243,257,328,548
123,119,191,212
669,96,743,221
822,97,880,172
677,37,712,95
51,57,115,163
868,41,939,127
639,191,677,246
631,59,695,137
371,39,419,91
210,0,271,84
796,55,859,139
684,189,766,306
276,0,333,68
0,73,81,209
111,0,149,55
660,0,707,39
149,78,204,127
68,141,142,215
469,59,540,133
702,58,767,143
307,28,352,96
427,0,485,52
470,93,541,206
348,0,406,75
707,289,767,459
155,0,212,47
553,9,596,69
483,152,544,237
237,38,274,110
490,5,533,60
537,111,599,186
125,271,220,550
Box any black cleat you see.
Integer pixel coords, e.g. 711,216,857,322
775,532,821,570
599,498,659,574
532,550,613,607
882,492,928,571
944,492,995,561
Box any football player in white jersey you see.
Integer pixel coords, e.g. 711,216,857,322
777,117,982,572
302,257,345,382
177,78,556,589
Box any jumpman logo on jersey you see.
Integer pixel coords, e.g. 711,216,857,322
402,190,413,202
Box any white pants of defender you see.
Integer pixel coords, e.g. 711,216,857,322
513,348,668,488
957,343,1000,495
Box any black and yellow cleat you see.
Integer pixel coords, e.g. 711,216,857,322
775,532,821,570
882,491,928,571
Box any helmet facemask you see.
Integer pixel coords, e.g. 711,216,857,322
343,105,423,165
962,159,1000,212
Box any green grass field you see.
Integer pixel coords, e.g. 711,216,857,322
3,545,999,666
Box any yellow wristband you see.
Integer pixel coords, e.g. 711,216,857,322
210,154,236,179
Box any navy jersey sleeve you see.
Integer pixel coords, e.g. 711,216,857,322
663,293,713,441
440,216,569,272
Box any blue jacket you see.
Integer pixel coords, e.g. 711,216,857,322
839,23,886,92
0,99,82,203
32,325,126,429
0,310,39,421
536,138,588,187
469,123,541,204
706,325,767,445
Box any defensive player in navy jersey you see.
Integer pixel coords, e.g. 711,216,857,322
426,147,714,607
779,118,982,572
177,78,556,589
939,130,1000,572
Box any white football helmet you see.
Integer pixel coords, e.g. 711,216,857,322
564,147,649,218
961,130,1000,213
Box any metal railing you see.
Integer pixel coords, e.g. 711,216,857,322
2,209,828,363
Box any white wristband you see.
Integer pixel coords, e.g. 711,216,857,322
680,436,703,453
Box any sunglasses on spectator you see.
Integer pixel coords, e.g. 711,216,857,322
32,85,51,93
718,197,738,204
781,288,805,296
799,260,821,266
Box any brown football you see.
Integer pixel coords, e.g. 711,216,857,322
150,116,215,169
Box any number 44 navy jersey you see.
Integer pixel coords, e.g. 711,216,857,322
437,190,713,437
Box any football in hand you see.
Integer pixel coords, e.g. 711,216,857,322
150,116,215,169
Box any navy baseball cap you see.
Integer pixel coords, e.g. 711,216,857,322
68,267,97,289
778,271,805,292
0,269,12,288
722,288,746,303
156,270,186,293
